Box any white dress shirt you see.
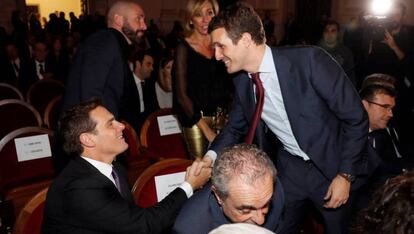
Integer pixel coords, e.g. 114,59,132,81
35,60,44,79
207,46,309,161
133,73,145,113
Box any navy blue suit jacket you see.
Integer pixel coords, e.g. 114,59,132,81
172,178,285,234
210,46,369,180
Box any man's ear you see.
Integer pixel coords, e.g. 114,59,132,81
211,185,223,205
240,32,253,48
80,132,95,148
113,13,124,28
362,100,369,110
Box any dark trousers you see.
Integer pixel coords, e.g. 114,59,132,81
276,149,355,234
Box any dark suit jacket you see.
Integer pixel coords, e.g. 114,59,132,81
42,157,188,234
210,46,369,180
18,58,56,95
62,28,141,131
172,179,285,234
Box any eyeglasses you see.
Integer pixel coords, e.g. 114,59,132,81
367,100,394,112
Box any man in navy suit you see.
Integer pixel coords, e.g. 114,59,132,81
173,144,284,233
200,3,370,233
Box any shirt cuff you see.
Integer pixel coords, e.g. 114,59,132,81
179,181,193,198
205,150,217,165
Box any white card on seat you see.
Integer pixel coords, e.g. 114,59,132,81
157,115,182,136
154,172,186,202
14,134,51,162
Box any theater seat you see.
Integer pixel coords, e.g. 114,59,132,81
0,127,54,216
0,99,42,140
131,158,192,208
140,108,188,160
26,79,64,118
12,188,48,234
0,83,24,101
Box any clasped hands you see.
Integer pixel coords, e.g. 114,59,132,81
185,156,213,190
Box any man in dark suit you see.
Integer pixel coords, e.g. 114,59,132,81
42,99,211,233
173,144,284,234
18,40,56,95
0,41,22,86
57,1,148,171
357,81,414,208
200,3,370,234
130,49,159,132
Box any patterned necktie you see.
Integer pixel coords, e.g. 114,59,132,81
111,167,123,195
245,73,264,144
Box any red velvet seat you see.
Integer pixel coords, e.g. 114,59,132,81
13,188,48,234
0,127,54,216
0,83,24,101
0,99,42,140
131,158,192,208
0,127,54,189
140,108,188,160
26,79,64,118
43,95,62,130
120,120,152,185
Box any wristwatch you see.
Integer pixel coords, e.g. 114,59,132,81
338,173,356,183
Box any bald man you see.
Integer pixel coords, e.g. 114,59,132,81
56,0,147,171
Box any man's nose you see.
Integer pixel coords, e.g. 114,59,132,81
250,209,266,225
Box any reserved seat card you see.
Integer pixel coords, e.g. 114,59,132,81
154,171,186,201
157,115,182,136
14,134,51,162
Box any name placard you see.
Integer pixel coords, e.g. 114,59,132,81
14,134,52,162
157,115,182,136
154,172,186,202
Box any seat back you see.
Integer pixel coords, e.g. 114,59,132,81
122,120,141,161
12,188,48,234
0,83,24,101
0,99,42,140
43,95,62,130
0,127,54,190
140,108,188,159
131,158,192,208
26,79,64,118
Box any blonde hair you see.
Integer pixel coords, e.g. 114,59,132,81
184,0,219,35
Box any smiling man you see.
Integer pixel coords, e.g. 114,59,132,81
199,2,371,234
173,144,284,233
42,99,211,233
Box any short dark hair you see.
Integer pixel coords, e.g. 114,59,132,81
361,73,396,90
208,2,265,45
352,171,414,234
359,84,396,102
212,144,277,199
131,49,154,69
58,98,102,155
324,20,340,31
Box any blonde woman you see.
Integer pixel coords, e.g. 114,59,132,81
173,0,233,158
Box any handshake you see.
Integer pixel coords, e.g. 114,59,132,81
184,156,214,190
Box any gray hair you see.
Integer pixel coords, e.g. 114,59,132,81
212,144,277,198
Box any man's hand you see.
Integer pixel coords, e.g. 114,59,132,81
323,175,351,209
185,160,212,190
383,30,405,60
192,156,213,176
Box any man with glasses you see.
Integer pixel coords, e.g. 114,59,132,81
358,78,414,208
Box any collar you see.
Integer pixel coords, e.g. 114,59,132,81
81,156,113,179
258,45,275,74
